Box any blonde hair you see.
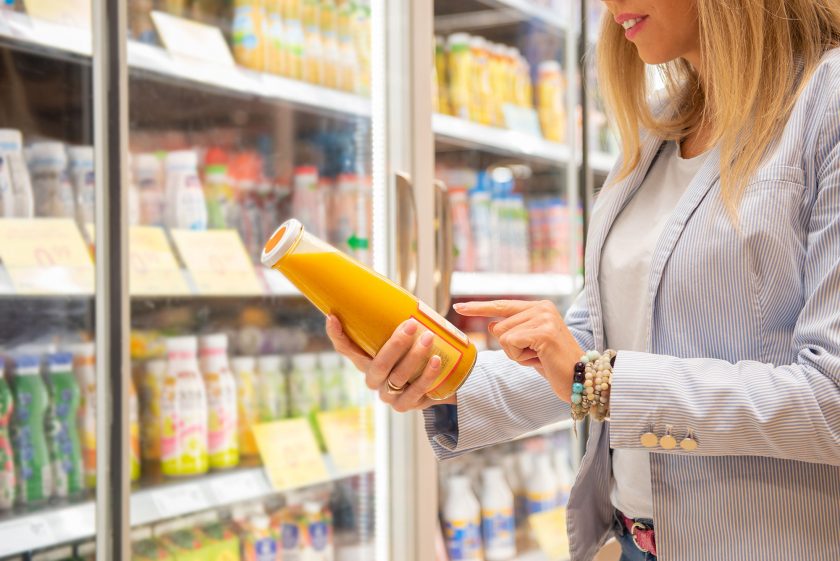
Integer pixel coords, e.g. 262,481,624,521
597,0,840,213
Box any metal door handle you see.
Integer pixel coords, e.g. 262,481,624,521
395,172,418,294
434,179,454,315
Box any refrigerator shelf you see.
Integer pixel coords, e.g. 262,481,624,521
434,114,572,165
451,272,577,297
435,0,572,35
0,461,372,558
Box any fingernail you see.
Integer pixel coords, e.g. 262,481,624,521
403,319,418,335
453,303,465,310
430,355,441,369
420,331,434,347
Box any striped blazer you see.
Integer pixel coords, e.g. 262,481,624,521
424,48,840,561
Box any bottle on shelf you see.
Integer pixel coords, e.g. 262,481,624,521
447,33,472,120
537,60,567,143
320,0,339,89
0,129,34,218
232,0,267,71
302,0,324,85
256,354,289,422
302,500,334,560
67,146,96,227
198,334,240,470
161,336,209,476
11,355,53,504
70,343,97,489
318,352,345,411
164,150,208,231
526,453,559,515
265,0,286,76
261,219,477,401
45,352,84,498
231,356,260,457
283,0,305,80
27,141,76,219
139,358,167,464
0,357,15,510
134,153,166,226
288,352,320,418
443,475,483,561
129,358,141,482
480,466,516,561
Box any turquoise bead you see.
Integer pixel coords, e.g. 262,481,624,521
571,393,582,404
572,382,584,394
579,355,590,364
587,350,601,361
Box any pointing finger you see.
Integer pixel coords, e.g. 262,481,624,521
454,299,537,318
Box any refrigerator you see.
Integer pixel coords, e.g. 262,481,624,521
0,0,617,559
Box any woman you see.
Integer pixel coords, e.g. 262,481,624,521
327,1,840,559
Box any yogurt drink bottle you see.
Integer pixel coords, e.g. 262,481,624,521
134,153,165,226
11,355,53,503
27,141,76,218
161,336,209,476
481,466,516,560
67,145,95,226
256,354,288,421
317,352,345,411
0,129,34,217
526,453,559,515
139,358,167,462
45,352,84,498
70,343,97,488
288,353,319,418
198,334,239,469
165,150,208,231
261,219,477,401
0,358,15,510
231,356,259,457
443,475,483,561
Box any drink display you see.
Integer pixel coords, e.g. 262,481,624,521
161,336,209,476
11,355,53,504
199,334,240,470
231,356,259,457
443,475,483,561
27,141,76,219
232,0,267,71
480,467,516,561
0,358,15,510
262,219,477,401
45,352,84,498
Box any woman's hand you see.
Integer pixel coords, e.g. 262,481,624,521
454,299,583,403
325,315,456,412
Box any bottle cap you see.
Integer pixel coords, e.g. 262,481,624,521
538,60,562,75
68,341,95,359
165,150,198,170
231,356,257,373
67,145,95,168
257,354,283,373
166,335,198,355
250,514,271,530
303,501,322,515
14,354,40,372
133,152,161,172
48,352,74,368
199,333,229,352
261,218,304,268
447,32,470,48
0,129,23,152
27,141,68,167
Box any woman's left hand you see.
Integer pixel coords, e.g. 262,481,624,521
454,300,584,403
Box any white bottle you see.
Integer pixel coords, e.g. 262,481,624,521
27,141,75,218
134,153,165,226
317,352,345,411
164,150,207,231
526,453,559,515
443,475,483,561
289,353,321,417
553,448,574,507
0,129,34,218
256,354,289,422
198,333,239,470
480,466,516,560
302,500,333,561
67,146,95,226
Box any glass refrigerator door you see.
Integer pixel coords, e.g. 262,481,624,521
427,1,585,560
0,1,104,560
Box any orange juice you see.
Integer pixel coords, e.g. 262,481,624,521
261,219,476,400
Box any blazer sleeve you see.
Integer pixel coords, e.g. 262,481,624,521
609,93,840,466
423,290,594,460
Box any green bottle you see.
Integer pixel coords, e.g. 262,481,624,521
12,355,53,504
45,352,84,498
0,357,15,510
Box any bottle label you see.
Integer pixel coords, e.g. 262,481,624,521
309,520,329,551
444,519,482,561
526,491,557,515
205,372,238,459
412,302,469,394
160,371,208,473
481,507,515,549
252,536,277,560
282,522,301,549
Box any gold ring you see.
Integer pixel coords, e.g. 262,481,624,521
387,378,407,395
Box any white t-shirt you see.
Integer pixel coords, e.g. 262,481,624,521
599,140,708,519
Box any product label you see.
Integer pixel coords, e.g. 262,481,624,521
251,536,277,560
205,372,238,459
444,519,482,561
281,522,301,550
309,520,329,551
481,507,515,549
526,491,558,515
160,371,208,474
12,388,53,503
418,301,469,345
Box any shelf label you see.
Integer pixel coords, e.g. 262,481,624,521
252,418,329,491
151,10,235,67
528,507,570,560
23,0,91,29
0,218,94,294
170,229,263,295
502,104,543,138
152,483,209,519
0,516,56,556
129,226,191,295
316,406,375,474
209,471,267,505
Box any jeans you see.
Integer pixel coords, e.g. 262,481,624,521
613,511,657,561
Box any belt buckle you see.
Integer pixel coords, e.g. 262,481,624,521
630,521,650,552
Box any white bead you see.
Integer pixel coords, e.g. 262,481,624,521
601,383,609,391
585,372,593,380
584,380,593,387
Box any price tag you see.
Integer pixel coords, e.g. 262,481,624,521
209,471,267,505
528,507,570,561
502,104,544,138
129,226,191,295
0,516,56,556
22,0,91,29
0,218,94,294
151,10,236,67
170,229,263,296
252,418,329,491
316,406,375,474
151,483,208,518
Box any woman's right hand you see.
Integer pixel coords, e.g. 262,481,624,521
325,315,456,412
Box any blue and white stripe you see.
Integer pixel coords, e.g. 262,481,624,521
424,48,840,561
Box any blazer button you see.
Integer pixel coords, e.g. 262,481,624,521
660,435,677,449
640,432,658,448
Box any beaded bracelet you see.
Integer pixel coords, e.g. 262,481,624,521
571,349,616,422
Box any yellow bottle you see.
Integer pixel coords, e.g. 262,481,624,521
537,60,566,143
232,0,267,71
265,0,286,75
284,0,305,80
320,0,339,89
447,33,472,120
302,0,324,84
261,219,477,400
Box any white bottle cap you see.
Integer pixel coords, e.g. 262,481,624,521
28,141,68,166
292,353,318,371
0,129,23,151
538,60,562,75
231,356,257,373
134,153,161,172
199,333,229,351
165,149,198,171
303,501,322,515
447,32,471,48
166,335,198,355
448,475,472,492
319,352,341,370
261,218,304,268
257,354,283,373
67,145,94,167
250,513,271,530
482,466,506,485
